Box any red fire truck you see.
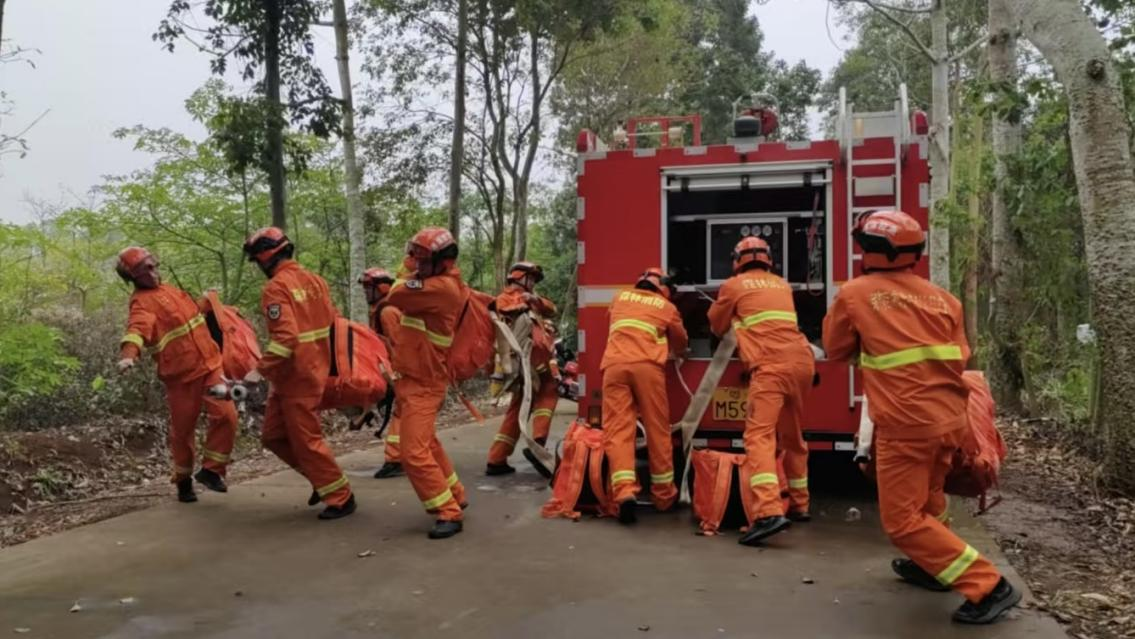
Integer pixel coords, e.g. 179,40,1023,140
573,86,931,457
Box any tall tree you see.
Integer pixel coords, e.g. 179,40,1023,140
331,0,368,322
1002,0,1135,492
156,0,340,230
448,0,468,239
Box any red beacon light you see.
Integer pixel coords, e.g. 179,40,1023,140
910,110,929,136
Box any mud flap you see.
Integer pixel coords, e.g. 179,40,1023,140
676,330,738,505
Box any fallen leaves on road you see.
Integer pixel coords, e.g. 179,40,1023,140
357,549,376,558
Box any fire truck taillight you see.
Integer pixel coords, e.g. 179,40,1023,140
587,391,603,428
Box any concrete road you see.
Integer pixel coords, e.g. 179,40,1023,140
0,404,1066,639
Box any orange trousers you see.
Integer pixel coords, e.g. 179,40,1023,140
165,370,237,481
601,362,676,510
876,428,1002,603
384,412,401,463
487,374,558,465
394,377,466,522
262,391,352,508
743,362,813,519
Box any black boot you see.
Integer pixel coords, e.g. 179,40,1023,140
308,490,321,507
617,499,637,525
485,462,516,476
318,494,357,520
522,448,553,479
738,516,791,546
194,468,228,493
892,558,950,592
953,578,1022,624
786,509,811,523
373,462,404,479
177,478,198,503
428,520,463,539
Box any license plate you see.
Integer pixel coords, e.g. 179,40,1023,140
711,387,747,422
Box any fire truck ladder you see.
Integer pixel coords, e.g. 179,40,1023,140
837,85,912,460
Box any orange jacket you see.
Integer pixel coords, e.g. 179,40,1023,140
119,283,222,382
385,268,466,382
822,270,970,440
600,288,688,370
707,270,812,373
258,260,338,398
495,284,556,318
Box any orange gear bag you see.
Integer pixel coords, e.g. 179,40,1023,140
945,371,1007,509
447,285,495,382
320,317,391,411
542,421,614,520
691,448,788,535
203,290,262,381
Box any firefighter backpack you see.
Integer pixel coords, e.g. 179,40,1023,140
690,448,789,535
320,317,391,411
945,371,1007,511
447,285,495,382
202,290,262,381
542,421,614,520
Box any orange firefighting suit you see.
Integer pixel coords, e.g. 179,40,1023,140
600,288,689,510
708,270,814,519
257,260,351,507
823,269,1002,603
487,285,559,465
373,303,403,464
384,268,470,522
120,284,238,481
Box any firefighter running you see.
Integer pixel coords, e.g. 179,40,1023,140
243,227,356,520
360,267,405,480
384,227,470,539
823,210,1020,624
486,261,559,478
115,247,239,503
708,236,815,546
601,268,689,524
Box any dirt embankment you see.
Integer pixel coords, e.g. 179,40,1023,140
984,418,1135,639
1,393,504,548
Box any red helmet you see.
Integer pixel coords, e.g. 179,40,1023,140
636,267,674,299
406,227,459,277
243,227,292,266
732,236,772,273
359,267,395,287
853,210,925,271
507,261,544,288
115,246,156,282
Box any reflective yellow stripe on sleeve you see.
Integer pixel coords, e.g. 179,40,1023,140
155,314,206,352
266,341,293,358
935,544,980,586
400,315,454,348
749,472,780,487
121,333,144,348
611,470,637,485
610,318,667,344
316,474,349,498
859,344,963,371
386,435,400,444
297,326,331,343
733,310,798,331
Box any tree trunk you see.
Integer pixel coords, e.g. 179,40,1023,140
263,0,287,230
928,0,951,289
1,0,7,47
332,0,367,323
963,113,982,359
448,0,468,240
1006,0,1135,493
988,0,1025,410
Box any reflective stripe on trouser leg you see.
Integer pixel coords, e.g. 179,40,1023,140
777,361,812,514
530,373,560,442
384,416,402,464
487,389,523,465
744,371,788,519
876,432,1003,603
202,384,238,475
601,364,643,504
396,378,463,521
627,362,676,511
165,377,205,480
281,394,351,507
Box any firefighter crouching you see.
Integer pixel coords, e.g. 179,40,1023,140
361,267,405,480
115,247,238,503
708,237,814,546
243,227,356,520
602,268,689,524
486,261,559,477
822,210,1020,624
383,227,469,539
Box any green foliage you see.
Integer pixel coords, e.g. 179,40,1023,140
0,323,80,416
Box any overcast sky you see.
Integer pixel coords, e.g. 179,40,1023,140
0,0,851,225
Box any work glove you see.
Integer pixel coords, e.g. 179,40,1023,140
117,358,136,375
206,383,229,399
243,370,264,384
